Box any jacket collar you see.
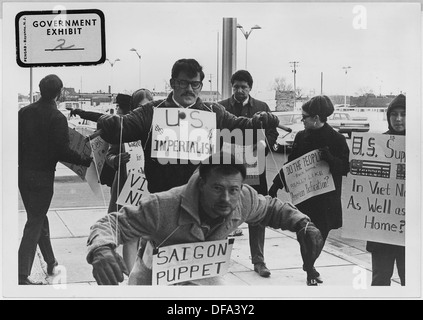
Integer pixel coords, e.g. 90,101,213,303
161,92,209,111
230,95,252,108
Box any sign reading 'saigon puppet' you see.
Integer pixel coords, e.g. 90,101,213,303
151,108,217,162
16,9,106,67
342,133,405,246
152,239,234,286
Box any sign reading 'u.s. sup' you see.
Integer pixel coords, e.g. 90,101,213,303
15,9,106,67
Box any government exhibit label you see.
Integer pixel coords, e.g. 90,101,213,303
282,149,335,205
342,133,405,246
151,108,217,162
15,9,105,67
152,239,235,286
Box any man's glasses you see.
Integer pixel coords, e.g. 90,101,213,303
174,79,203,90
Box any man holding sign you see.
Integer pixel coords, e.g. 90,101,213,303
95,58,280,194
86,151,324,286
269,96,350,285
18,74,92,285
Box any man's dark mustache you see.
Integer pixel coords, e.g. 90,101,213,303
182,93,196,97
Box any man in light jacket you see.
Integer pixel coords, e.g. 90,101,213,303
86,152,324,285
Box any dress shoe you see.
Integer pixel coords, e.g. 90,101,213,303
47,260,59,276
19,277,44,285
310,267,323,284
254,263,271,278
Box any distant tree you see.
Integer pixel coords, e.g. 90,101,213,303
355,87,374,96
272,77,293,92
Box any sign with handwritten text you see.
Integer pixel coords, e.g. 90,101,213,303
342,133,405,246
151,108,217,162
85,136,109,197
152,239,235,286
15,9,105,67
116,172,149,207
282,149,335,205
125,140,145,175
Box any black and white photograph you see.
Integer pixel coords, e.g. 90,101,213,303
1,0,422,301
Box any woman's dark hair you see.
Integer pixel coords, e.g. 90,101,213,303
131,88,154,110
199,152,246,182
231,70,253,88
171,58,205,81
39,74,63,100
302,95,335,122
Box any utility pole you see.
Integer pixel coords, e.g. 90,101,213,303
342,66,352,107
208,74,213,101
290,61,299,110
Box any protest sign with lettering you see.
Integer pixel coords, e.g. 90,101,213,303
151,108,217,162
152,238,235,286
282,149,335,205
342,133,405,246
116,172,149,207
222,142,260,185
85,136,109,197
125,140,145,175
61,128,91,180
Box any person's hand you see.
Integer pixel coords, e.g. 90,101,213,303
69,108,82,117
319,147,335,163
81,157,93,167
252,112,279,129
115,152,131,167
268,184,280,198
296,222,324,273
90,246,128,285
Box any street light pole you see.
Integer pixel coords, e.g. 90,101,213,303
130,48,142,88
342,66,352,107
290,61,300,110
237,23,261,69
106,58,121,98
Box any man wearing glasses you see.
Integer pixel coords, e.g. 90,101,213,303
219,70,277,278
96,59,280,194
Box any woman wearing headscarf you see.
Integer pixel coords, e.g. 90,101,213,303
366,94,406,286
269,95,350,285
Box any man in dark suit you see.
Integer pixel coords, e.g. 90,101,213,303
219,70,278,277
18,74,92,285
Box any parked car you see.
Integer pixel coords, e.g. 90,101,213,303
272,111,371,153
272,111,304,153
327,111,370,138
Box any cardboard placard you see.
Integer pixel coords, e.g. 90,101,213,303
282,149,335,205
116,172,149,207
342,133,405,246
61,127,91,180
152,238,235,286
151,108,217,162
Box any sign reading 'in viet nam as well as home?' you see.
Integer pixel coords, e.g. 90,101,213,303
152,239,235,286
342,133,405,246
15,9,105,67
282,149,335,205
151,108,217,162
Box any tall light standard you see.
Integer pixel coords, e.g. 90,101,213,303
130,48,142,88
342,66,352,107
237,23,261,69
106,58,121,97
290,61,300,110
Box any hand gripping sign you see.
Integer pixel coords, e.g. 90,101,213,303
342,133,405,246
152,239,235,286
151,108,217,163
282,149,335,205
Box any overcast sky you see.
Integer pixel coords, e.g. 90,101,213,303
3,1,421,101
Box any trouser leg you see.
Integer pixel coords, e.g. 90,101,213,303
38,217,56,265
249,224,265,265
371,251,395,286
396,247,406,286
18,170,54,278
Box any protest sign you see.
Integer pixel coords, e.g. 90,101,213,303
282,149,335,205
222,142,260,185
61,127,91,180
342,133,405,246
116,172,149,207
152,238,235,286
125,140,145,175
85,136,109,197
151,108,217,162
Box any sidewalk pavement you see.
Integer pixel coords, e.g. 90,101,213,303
18,206,401,288
19,164,402,288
